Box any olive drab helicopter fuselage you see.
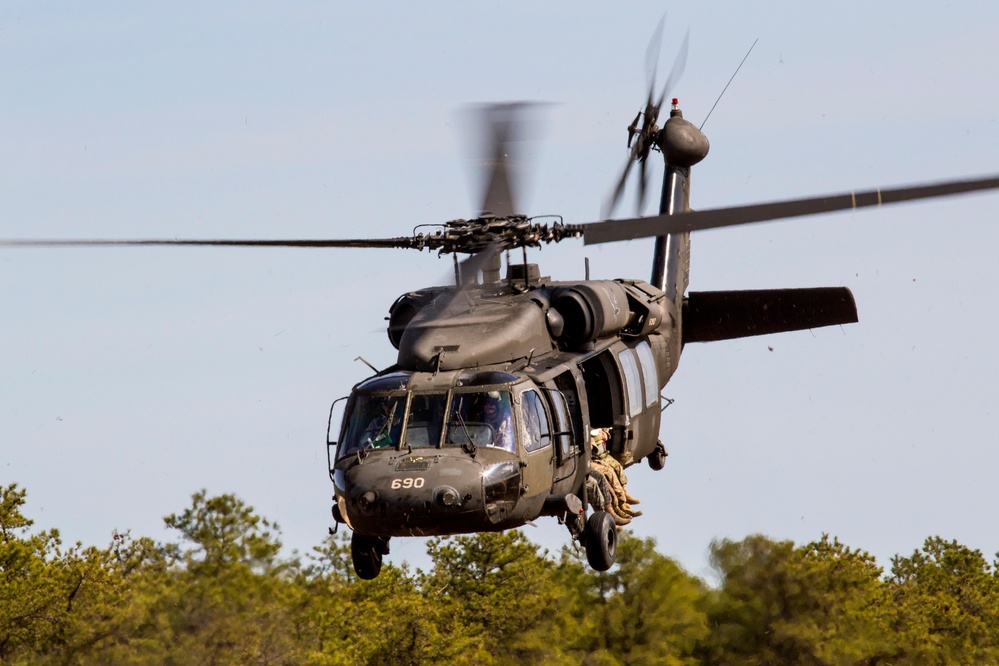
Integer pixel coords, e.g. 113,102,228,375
327,272,681,577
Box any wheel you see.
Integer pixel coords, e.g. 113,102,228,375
647,441,667,471
351,533,385,580
584,511,617,571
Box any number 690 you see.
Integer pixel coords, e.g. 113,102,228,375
391,477,425,489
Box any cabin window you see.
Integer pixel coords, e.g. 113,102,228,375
339,394,407,457
617,349,644,417
635,341,659,407
521,390,551,453
446,390,515,453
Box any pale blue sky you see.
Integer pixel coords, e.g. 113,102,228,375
2,2,998,577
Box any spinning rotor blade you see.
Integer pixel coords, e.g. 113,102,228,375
469,103,543,217
583,174,999,245
604,22,689,218
605,143,641,219
655,29,689,112
456,242,503,285
427,244,503,326
644,13,667,109
0,237,420,249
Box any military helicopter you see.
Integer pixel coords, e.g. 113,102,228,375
5,45,999,580
311,91,999,577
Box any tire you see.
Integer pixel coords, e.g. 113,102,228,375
584,511,617,571
647,441,667,471
351,533,384,580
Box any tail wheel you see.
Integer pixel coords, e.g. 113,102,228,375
584,510,617,571
351,533,386,580
647,441,668,471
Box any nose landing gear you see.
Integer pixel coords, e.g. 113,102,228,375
351,532,391,580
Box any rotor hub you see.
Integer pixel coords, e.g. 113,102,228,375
410,216,581,255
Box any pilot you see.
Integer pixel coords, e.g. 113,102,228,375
480,391,513,451
361,400,401,449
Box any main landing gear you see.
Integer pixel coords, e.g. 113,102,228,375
583,510,617,571
351,532,391,580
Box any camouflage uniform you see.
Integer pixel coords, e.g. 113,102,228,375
588,428,642,525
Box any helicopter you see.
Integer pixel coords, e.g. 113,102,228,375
5,46,999,582
311,91,999,577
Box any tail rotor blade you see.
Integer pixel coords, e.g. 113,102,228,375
644,13,667,108
603,144,639,218
655,29,689,110
605,20,689,219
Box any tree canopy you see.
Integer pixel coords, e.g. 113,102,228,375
2,483,997,665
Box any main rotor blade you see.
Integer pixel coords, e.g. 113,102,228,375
582,174,999,245
457,242,503,285
0,237,420,249
469,102,543,217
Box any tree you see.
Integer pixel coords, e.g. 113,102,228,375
0,483,72,659
887,536,999,665
297,531,449,666
126,490,304,665
700,534,893,665
421,530,567,665
556,531,708,666
0,485,160,665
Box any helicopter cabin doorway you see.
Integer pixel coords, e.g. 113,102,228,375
580,342,661,465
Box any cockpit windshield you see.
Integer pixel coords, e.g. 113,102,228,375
447,390,515,453
403,393,448,449
337,389,515,458
339,394,406,457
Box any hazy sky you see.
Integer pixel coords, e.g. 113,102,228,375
3,2,998,578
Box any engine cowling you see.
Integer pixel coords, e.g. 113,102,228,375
387,288,446,349
552,281,631,347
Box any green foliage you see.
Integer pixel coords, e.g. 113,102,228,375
700,534,893,665
0,483,72,660
0,484,159,665
422,530,565,665
557,532,707,666
6,483,999,665
300,532,449,666
887,537,999,664
163,489,283,574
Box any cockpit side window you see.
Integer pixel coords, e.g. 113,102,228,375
521,390,551,453
446,390,515,452
338,394,406,458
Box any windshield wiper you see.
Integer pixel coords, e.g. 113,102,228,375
453,398,477,458
366,402,398,451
